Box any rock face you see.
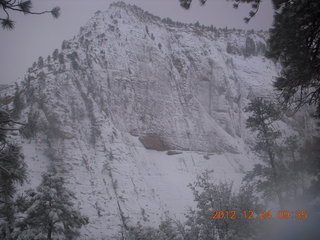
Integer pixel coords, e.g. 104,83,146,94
1,2,282,239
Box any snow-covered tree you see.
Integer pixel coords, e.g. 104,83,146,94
244,97,286,207
0,109,27,240
13,169,88,240
52,49,59,61
37,57,44,69
185,170,262,240
118,219,183,240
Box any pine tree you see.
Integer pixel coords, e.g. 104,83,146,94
37,56,44,69
179,0,206,9
244,98,285,207
1,1,60,30
13,169,88,240
185,170,261,240
267,0,320,116
12,83,24,119
58,53,65,65
0,110,27,240
52,49,59,61
119,219,183,240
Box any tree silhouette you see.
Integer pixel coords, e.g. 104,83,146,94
0,109,27,239
0,0,60,30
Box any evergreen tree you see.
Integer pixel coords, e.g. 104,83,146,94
13,169,88,240
12,83,24,119
1,1,60,30
52,49,59,61
58,53,65,65
118,171,262,240
0,110,27,240
20,111,39,139
37,57,44,69
244,98,285,207
267,0,320,116
119,219,183,240
179,0,206,9
185,170,262,240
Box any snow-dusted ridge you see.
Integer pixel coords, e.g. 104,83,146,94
0,2,292,239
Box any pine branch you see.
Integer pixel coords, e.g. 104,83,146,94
0,199,9,204
1,0,60,29
9,119,25,125
244,0,261,23
0,17,14,29
0,127,20,131
0,165,10,175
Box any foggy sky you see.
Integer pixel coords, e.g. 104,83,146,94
0,0,274,85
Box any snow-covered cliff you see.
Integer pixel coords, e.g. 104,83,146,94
1,2,283,239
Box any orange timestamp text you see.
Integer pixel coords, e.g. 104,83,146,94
211,210,308,220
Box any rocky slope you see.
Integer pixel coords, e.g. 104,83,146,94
0,2,293,239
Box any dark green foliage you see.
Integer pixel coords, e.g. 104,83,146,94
51,7,60,19
58,53,65,64
67,51,78,60
0,110,26,190
61,40,70,50
52,49,59,61
12,83,24,119
179,0,206,9
245,98,282,146
0,144,26,239
161,17,174,25
244,98,287,206
37,56,44,68
179,0,286,22
0,144,26,197
267,0,320,115
67,52,79,70
20,111,39,139
0,0,60,30
14,169,88,240
0,109,27,239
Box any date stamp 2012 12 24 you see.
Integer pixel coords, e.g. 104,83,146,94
211,210,308,220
